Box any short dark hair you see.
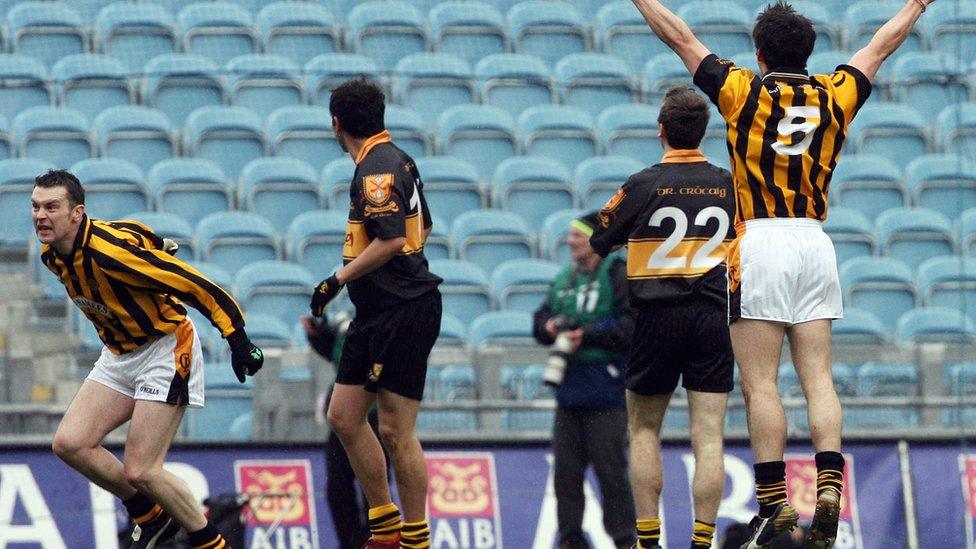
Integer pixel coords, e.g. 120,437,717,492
753,2,816,70
35,169,84,206
658,86,709,150
329,78,386,139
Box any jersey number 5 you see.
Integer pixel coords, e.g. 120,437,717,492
647,206,729,272
772,105,820,156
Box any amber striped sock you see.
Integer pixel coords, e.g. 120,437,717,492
754,460,788,518
187,523,226,549
691,520,716,548
122,493,166,529
815,451,845,498
368,502,403,542
636,517,661,548
401,520,431,548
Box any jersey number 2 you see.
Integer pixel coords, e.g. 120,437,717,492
772,105,819,156
647,206,729,271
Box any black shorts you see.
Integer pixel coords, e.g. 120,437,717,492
336,290,442,401
627,299,733,395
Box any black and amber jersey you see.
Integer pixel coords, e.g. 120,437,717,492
693,54,872,223
41,215,244,355
343,130,442,315
590,150,735,307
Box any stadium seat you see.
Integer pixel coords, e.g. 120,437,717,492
12,106,93,168
727,51,761,76
235,260,315,326
898,306,976,344
679,1,753,55
346,1,427,73
197,211,279,276
70,158,149,221
643,53,694,101
474,53,554,119
437,364,477,401
492,259,560,313
822,206,876,266
597,1,671,74
831,307,888,345
807,52,854,77
937,103,976,157
305,53,380,107
917,256,976,322
393,53,475,124
597,104,663,167
143,54,224,127
425,214,452,261
385,105,431,160
430,1,506,67
186,362,252,440
286,210,348,272
321,157,355,206
508,1,587,67
179,2,257,67
845,1,923,55
94,106,176,175
554,53,636,117
0,54,51,123
541,208,585,263
847,362,919,429
961,208,976,256
892,52,971,120
0,158,54,245
830,154,906,222
0,115,12,161
840,256,917,332
148,159,231,228
945,362,976,427
875,207,955,271
846,103,929,171
437,105,516,182
416,409,478,432
239,157,320,232
437,313,468,348
428,259,491,325
52,54,131,121
226,54,304,119
96,2,177,74
574,156,643,211
185,106,266,180
518,105,597,172
7,2,87,69
906,154,976,220
415,156,484,225
924,1,976,58
469,310,535,348
227,412,253,440
257,1,339,67
452,210,534,274
266,106,340,174
701,105,730,169
493,156,576,231
124,211,197,259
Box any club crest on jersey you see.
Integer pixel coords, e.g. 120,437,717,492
599,189,626,227
363,173,394,206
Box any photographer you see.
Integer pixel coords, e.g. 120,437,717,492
532,212,637,549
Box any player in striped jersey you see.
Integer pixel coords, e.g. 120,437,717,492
34,170,263,548
628,0,932,547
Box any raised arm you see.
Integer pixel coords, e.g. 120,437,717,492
630,0,711,74
847,0,932,82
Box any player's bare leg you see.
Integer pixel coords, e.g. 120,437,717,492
327,383,391,507
687,390,727,523
377,389,427,522
626,390,669,548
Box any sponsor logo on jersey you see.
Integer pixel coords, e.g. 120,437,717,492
363,173,394,206
786,454,862,548
235,460,319,547
364,202,400,216
426,452,503,548
72,297,111,316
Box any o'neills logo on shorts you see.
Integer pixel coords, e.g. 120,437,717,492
72,297,111,316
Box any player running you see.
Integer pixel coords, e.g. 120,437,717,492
35,169,263,548
310,78,443,549
628,0,933,547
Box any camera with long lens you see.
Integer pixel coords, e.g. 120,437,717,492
543,318,581,387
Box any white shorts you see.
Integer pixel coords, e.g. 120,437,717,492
728,218,843,326
88,318,205,408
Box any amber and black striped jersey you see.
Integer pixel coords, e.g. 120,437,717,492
41,215,244,355
590,150,735,307
693,54,872,224
343,130,442,316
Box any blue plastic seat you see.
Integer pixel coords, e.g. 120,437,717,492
347,1,427,73
7,2,87,69
468,310,535,348
257,1,339,67
393,53,475,124
321,157,355,206
829,154,906,222
492,259,560,313
822,206,876,266
385,105,431,159
831,307,888,345
437,105,516,182
148,159,230,228
494,156,576,231
575,156,643,211
452,210,534,274
197,211,279,276
508,1,587,67
12,106,92,168
430,1,506,67
643,53,694,101
185,106,266,180
0,54,51,123
898,307,976,343
893,52,970,120
876,207,955,271
96,2,177,74
924,1,976,57
847,103,929,171
143,54,224,126
906,154,976,220
94,106,175,174
179,2,257,67
541,208,585,263
437,364,477,400
807,52,854,77
679,1,753,56
0,157,54,245
518,105,596,172
597,104,663,167
846,362,919,429
962,208,976,256
235,260,315,326
944,361,976,426
554,53,636,117
437,313,468,348
226,411,253,440
428,259,491,325
840,257,917,332
240,157,320,233
845,1,923,55
0,115,13,162
226,54,303,119
52,54,131,121
70,159,149,220
937,103,976,157
474,53,554,119
186,362,252,440
917,256,976,322
597,1,671,74
266,106,339,174
304,53,380,107
124,211,196,259
416,409,478,432
424,214,452,261
699,105,731,169
414,156,484,226
286,210,348,272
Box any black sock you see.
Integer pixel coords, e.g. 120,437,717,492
754,461,788,518
187,522,225,548
815,451,845,498
123,492,166,528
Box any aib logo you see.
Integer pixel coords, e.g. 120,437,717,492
426,453,503,548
